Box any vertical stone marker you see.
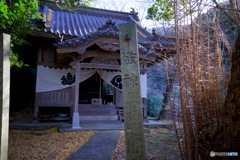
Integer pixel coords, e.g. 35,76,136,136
119,22,146,159
0,33,10,160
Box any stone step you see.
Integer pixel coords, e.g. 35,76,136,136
79,109,117,115
79,115,118,121
79,104,116,110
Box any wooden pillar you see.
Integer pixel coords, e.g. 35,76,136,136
70,60,81,129
119,22,146,160
0,33,10,160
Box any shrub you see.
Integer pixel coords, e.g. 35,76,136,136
147,94,163,117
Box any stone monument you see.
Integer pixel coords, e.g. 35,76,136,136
0,33,10,160
119,22,146,160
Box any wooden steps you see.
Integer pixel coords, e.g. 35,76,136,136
79,115,119,121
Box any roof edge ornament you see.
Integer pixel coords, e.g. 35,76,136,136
98,18,119,32
151,28,158,41
130,8,140,21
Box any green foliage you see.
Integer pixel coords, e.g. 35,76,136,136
44,0,92,8
147,94,163,117
0,0,92,67
147,0,196,21
0,0,41,67
147,63,173,118
64,0,91,7
10,50,28,67
147,0,174,21
0,0,41,41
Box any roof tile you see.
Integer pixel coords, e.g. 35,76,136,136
38,4,174,47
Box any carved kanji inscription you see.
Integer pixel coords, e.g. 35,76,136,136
119,22,146,160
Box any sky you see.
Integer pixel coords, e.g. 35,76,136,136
91,0,159,29
90,0,229,34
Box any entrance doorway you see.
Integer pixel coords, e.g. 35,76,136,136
79,72,113,104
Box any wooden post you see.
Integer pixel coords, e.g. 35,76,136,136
0,33,10,160
119,22,146,159
70,60,81,129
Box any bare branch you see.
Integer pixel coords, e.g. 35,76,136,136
212,0,240,28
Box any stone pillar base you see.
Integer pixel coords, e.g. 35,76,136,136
72,112,81,129
32,117,39,123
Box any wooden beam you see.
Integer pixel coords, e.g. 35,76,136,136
82,50,120,59
80,63,120,70
70,61,81,129
56,38,119,54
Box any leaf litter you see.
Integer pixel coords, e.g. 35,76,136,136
112,128,181,160
8,127,95,160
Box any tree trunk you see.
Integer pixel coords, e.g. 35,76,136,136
218,33,240,152
158,77,175,120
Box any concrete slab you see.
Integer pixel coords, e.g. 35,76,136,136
10,117,174,131
9,117,125,131
60,121,124,132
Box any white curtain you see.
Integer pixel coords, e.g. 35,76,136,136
36,66,96,92
36,66,75,92
36,66,147,98
97,70,122,91
80,68,97,82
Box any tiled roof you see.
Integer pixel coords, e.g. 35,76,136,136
56,20,158,57
56,20,119,47
38,3,174,47
39,4,143,37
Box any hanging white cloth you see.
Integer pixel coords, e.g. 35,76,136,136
79,68,97,83
36,66,74,92
97,69,147,98
36,66,96,92
97,69,122,91
35,66,147,98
